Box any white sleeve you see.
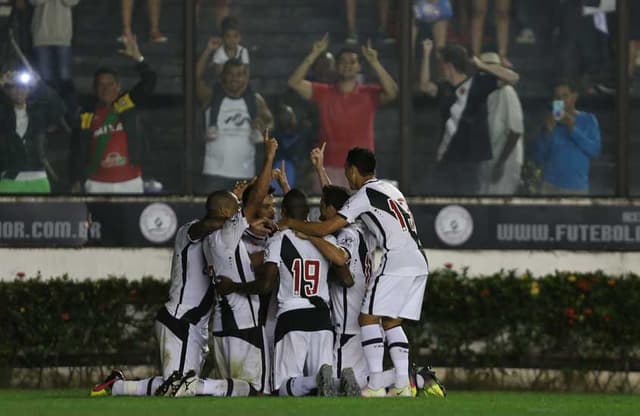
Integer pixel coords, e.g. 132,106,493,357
219,212,249,248
338,190,370,223
212,47,226,64
335,228,357,261
504,86,524,134
264,232,283,265
241,47,250,64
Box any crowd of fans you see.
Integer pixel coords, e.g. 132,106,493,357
1,0,636,196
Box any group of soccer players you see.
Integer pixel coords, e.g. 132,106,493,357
90,131,445,398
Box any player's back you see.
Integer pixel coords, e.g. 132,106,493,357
264,229,332,316
339,179,428,277
165,221,214,323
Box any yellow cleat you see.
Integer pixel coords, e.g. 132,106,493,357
90,370,124,397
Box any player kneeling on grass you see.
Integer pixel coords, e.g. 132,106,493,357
216,189,359,396
90,191,267,398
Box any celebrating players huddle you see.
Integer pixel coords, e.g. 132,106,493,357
90,131,445,399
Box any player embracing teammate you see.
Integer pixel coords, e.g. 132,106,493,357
90,136,444,398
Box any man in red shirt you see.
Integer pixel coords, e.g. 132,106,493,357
288,34,398,190
71,34,156,194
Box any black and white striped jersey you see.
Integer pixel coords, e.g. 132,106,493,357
204,212,260,333
165,220,215,326
331,222,375,335
338,179,429,277
264,230,334,316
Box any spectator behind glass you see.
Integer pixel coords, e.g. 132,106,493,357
29,0,79,121
120,0,167,43
0,69,65,193
533,81,601,195
469,0,512,67
477,52,523,195
270,104,300,195
196,40,273,194
211,16,249,77
345,0,394,45
70,35,156,194
287,34,398,191
419,40,518,195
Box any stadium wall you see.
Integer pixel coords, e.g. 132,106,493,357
1,248,638,281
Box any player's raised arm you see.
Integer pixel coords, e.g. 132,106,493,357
310,142,331,189
244,129,278,222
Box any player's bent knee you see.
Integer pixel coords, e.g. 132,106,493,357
358,313,380,326
381,317,403,330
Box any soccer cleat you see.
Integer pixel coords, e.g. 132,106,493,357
413,364,446,398
339,367,361,397
316,364,337,397
361,386,387,397
174,370,199,397
154,370,183,396
90,369,124,397
387,385,413,397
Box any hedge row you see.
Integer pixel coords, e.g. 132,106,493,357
1,270,639,370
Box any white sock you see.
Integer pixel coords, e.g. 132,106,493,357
361,324,385,389
200,378,251,397
385,326,410,388
111,377,163,396
380,369,396,389
416,374,425,389
278,376,316,396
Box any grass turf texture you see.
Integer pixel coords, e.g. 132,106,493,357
0,390,638,416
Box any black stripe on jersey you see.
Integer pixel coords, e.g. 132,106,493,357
174,242,193,316
366,187,424,253
219,295,238,333
337,334,355,377
146,378,154,395
274,306,333,344
341,286,348,336
226,378,234,397
235,246,258,327
356,230,368,276
181,283,215,325
362,212,387,251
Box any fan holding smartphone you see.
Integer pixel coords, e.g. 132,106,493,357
534,81,602,195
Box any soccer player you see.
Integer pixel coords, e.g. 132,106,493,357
202,130,278,394
90,193,260,397
280,147,428,397
217,189,358,396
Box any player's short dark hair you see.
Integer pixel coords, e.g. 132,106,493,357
336,47,359,62
322,185,350,211
221,16,240,35
206,190,236,215
346,147,376,176
222,58,245,75
440,44,470,74
282,188,309,220
553,78,578,93
241,183,275,207
93,67,120,88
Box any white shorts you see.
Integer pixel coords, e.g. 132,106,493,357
85,176,143,194
155,308,209,379
212,326,270,393
272,307,334,391
361,274,428,320
334,332,369,388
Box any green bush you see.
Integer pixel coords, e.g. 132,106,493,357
1,271,639,370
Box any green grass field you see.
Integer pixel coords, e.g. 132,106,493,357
0,390,638,416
